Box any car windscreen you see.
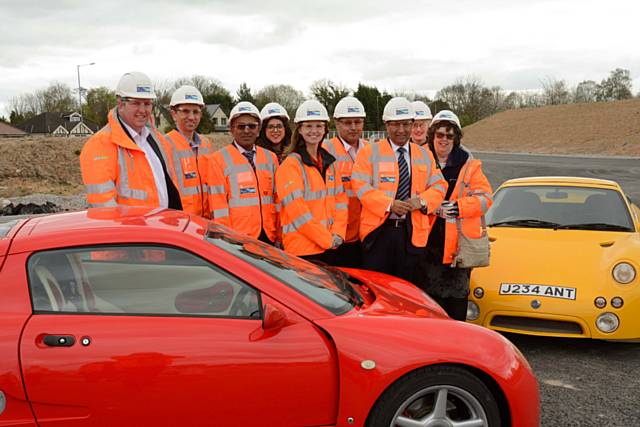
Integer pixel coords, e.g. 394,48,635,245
205,225,355,315
487,185,634,231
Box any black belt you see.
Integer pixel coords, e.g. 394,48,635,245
384,218,406,228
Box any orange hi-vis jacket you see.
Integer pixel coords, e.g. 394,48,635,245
164,130,214,217
322,137,369,243
351,139,447,247
80,108,180,209
442,155,493,264
207,144,279,242
275,148,348,256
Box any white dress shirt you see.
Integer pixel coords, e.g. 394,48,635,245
339,136,364,161
122,121,169,208
388,139,411,219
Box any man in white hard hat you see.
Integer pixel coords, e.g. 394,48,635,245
80,71,183,210
322,95,368,268
206,102,279,244
410,100,432,146
163,85,214,217
351,97,447,282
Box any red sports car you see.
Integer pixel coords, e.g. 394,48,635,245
0,207,538,427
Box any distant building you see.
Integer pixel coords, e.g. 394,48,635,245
0,122,28,137
206,104,229,132
17,112,100,136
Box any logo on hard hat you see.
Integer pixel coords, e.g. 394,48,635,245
307,110,321,116
347,107,361,113
395,108,409,115
136,86,152,93
268,108,280,114
416,111,425,116
239,106,252,112
185,94,198,100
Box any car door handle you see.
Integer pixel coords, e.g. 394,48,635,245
43,335,76,347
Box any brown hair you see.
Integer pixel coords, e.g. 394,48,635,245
426,122,463,152
256,116,292,158
283,121,329,157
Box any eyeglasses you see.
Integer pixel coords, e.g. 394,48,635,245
387,121,413,129
235,123,259,131
435,131,456,141
266,124,284,131
176,108,202,116
337,119,364,127
123,99,153,109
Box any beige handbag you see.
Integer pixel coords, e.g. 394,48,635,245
451,161,490,268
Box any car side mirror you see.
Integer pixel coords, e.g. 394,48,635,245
262,304,286,331
174,282,234,314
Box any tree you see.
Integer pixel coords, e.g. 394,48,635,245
436,77,495,126
309,79,350,117
254,84,305,118
597,68,633,101
573,80,599,103
540,77,570,105
235,82,255,104
39,82,76,112
353,83,392,131
84,87,117,126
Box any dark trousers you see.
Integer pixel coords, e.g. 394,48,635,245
362,220,419,284
330,240,363,269
257,229,273,245
429,295,468,321
300,251,334,266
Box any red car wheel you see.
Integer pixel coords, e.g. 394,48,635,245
366,365,501,427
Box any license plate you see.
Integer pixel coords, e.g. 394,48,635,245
499,283,577,300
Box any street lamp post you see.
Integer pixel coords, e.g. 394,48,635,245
76,62,95,124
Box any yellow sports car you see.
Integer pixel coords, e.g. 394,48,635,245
468,177,640,341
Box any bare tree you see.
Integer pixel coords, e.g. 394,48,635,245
254,84,305,117
309,79,351,116
540,77,570,105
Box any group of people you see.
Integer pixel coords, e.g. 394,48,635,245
79,71,493,321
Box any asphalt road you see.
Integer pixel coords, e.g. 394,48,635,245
473,152,640,426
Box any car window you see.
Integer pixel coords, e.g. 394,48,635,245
206,227,355,315
27,245,261,319
488,185,634,230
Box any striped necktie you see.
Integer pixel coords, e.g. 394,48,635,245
242,151,255,170
396,147,410,201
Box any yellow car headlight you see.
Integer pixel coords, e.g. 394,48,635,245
612,262,636,284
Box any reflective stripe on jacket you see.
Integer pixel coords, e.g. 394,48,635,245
164,130,214,217
322,137,368,243
442,157,493,264
351,139,447,247
80,108,179,208
275,151,348,256
207,144,278,242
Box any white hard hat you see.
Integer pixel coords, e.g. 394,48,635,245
229,101,261,123
116,71,156,99
260,102,289,121
294,99,329,123
431,110,462,130
170,85,204,107
333,96,366,119
411,101,432,120
382,97,415,122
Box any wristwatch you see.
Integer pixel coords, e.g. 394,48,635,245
419,198,428,214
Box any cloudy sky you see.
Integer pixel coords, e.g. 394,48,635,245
1,0,639,115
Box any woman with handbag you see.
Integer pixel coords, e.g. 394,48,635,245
416,110,493,320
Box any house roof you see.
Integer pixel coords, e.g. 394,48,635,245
0,121,27,136
205,104,227,117
16,112,100,134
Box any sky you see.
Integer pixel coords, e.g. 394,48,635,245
1,0,639,116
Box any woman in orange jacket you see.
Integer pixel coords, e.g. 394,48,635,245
415,110,493,321
275,100,348,264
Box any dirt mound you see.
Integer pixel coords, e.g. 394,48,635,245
0,133,231,198
462,98,640,156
